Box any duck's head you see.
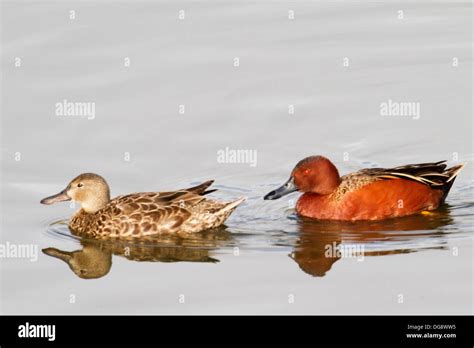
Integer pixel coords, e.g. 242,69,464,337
264,156,341,200
40,173,110,213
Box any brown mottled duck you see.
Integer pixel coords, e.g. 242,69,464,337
41,173,245,239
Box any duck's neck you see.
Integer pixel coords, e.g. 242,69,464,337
314,160,342,195
81,192,110,214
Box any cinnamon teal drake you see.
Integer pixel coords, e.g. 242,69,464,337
41,173,245,239
264,156,464,221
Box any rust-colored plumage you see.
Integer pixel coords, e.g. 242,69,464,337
264,156,464,221
41,174,245,239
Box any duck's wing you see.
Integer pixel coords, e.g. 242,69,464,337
111,180,216,203
181,180,217,195
91,190,201,234
98,181,244,236
357,160,464,188
335,161,464,201
118,190,205,206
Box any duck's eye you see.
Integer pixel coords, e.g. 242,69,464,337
77,183,84,188
303,169,311,175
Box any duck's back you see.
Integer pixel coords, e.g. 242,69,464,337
69,182,244,238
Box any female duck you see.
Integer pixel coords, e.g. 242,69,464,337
264,156,464,221
41,173,245,239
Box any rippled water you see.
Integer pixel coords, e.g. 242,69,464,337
1,1,472,314
42,180,473,279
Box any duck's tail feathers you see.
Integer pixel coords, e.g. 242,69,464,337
445,163,465,183
220,197,246,214
185,180,215,195
208,196,245,227
440,163,466,201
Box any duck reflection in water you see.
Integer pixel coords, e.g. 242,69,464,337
43,228,231,279
290,207,454,277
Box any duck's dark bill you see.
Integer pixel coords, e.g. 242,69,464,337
264,177,297,200
40,189,71,205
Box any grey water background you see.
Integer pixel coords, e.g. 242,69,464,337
1,1,472,314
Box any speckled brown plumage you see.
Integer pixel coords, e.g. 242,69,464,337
41,175,245,239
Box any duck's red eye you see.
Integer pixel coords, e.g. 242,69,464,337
303,169,311,175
